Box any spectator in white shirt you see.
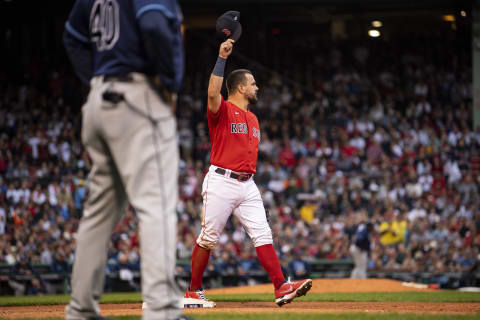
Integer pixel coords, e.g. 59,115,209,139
28,131,41,161
32,184,47,205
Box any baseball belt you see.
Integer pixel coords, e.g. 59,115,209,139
103,74,176,111
215,167,252,182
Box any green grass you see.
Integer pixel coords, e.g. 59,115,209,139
15,314,480,320
1,291,480,307
0,292,141,306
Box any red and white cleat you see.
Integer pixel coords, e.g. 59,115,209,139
274,278,312,307
183,288,216,308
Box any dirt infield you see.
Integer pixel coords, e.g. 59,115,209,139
2,301,480,318
205,278,439,294
1,279,479,319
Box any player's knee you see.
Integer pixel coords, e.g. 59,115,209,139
197,239,217,250
251,232,273,247
197,237,218,250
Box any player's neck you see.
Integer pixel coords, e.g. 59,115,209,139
227,95,248,112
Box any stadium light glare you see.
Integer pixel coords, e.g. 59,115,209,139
368,29,380,38
371,20,383,28
442,15,455,22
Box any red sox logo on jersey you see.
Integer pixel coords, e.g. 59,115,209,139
231,123,260,142
231,123,247,134
253,127,261,142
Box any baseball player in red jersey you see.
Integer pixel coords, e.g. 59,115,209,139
184,39,312,307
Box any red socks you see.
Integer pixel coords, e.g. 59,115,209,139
256,244,285,289
189,243,211,291
190,243,284,291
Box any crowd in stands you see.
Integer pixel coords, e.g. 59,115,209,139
0,30,478,294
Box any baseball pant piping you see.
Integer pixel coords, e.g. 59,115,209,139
144,89,181,312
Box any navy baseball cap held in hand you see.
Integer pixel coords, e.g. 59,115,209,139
216,11,242,41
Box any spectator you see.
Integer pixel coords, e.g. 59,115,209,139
50,251,70,275
8,254,35,296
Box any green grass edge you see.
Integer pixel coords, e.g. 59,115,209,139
1,291,480,307
12,314,480,320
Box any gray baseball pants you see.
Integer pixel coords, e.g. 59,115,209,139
350,244,368,279
66,73,181,320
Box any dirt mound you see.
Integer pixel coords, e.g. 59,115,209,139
206,278,437,295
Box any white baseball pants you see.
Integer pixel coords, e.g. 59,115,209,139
196,165,273,250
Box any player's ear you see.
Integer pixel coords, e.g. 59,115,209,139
237,83,245,94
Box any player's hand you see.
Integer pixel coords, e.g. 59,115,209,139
219,39,234,59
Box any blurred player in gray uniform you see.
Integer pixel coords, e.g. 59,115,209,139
63,0,189,319
350,222,374,279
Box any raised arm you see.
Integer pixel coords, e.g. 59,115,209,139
208,39,234,113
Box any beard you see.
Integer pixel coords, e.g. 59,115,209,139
247,92,258,105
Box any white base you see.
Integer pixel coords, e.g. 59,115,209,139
183,297,216,308
142,298,216,310
458,287,480,292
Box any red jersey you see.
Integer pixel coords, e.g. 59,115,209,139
207,97,260,173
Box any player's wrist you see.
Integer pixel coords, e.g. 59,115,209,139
212,56,227,77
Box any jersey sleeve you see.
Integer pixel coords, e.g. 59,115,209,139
65,0,90,44
134,0,182,22
207,96,227,126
